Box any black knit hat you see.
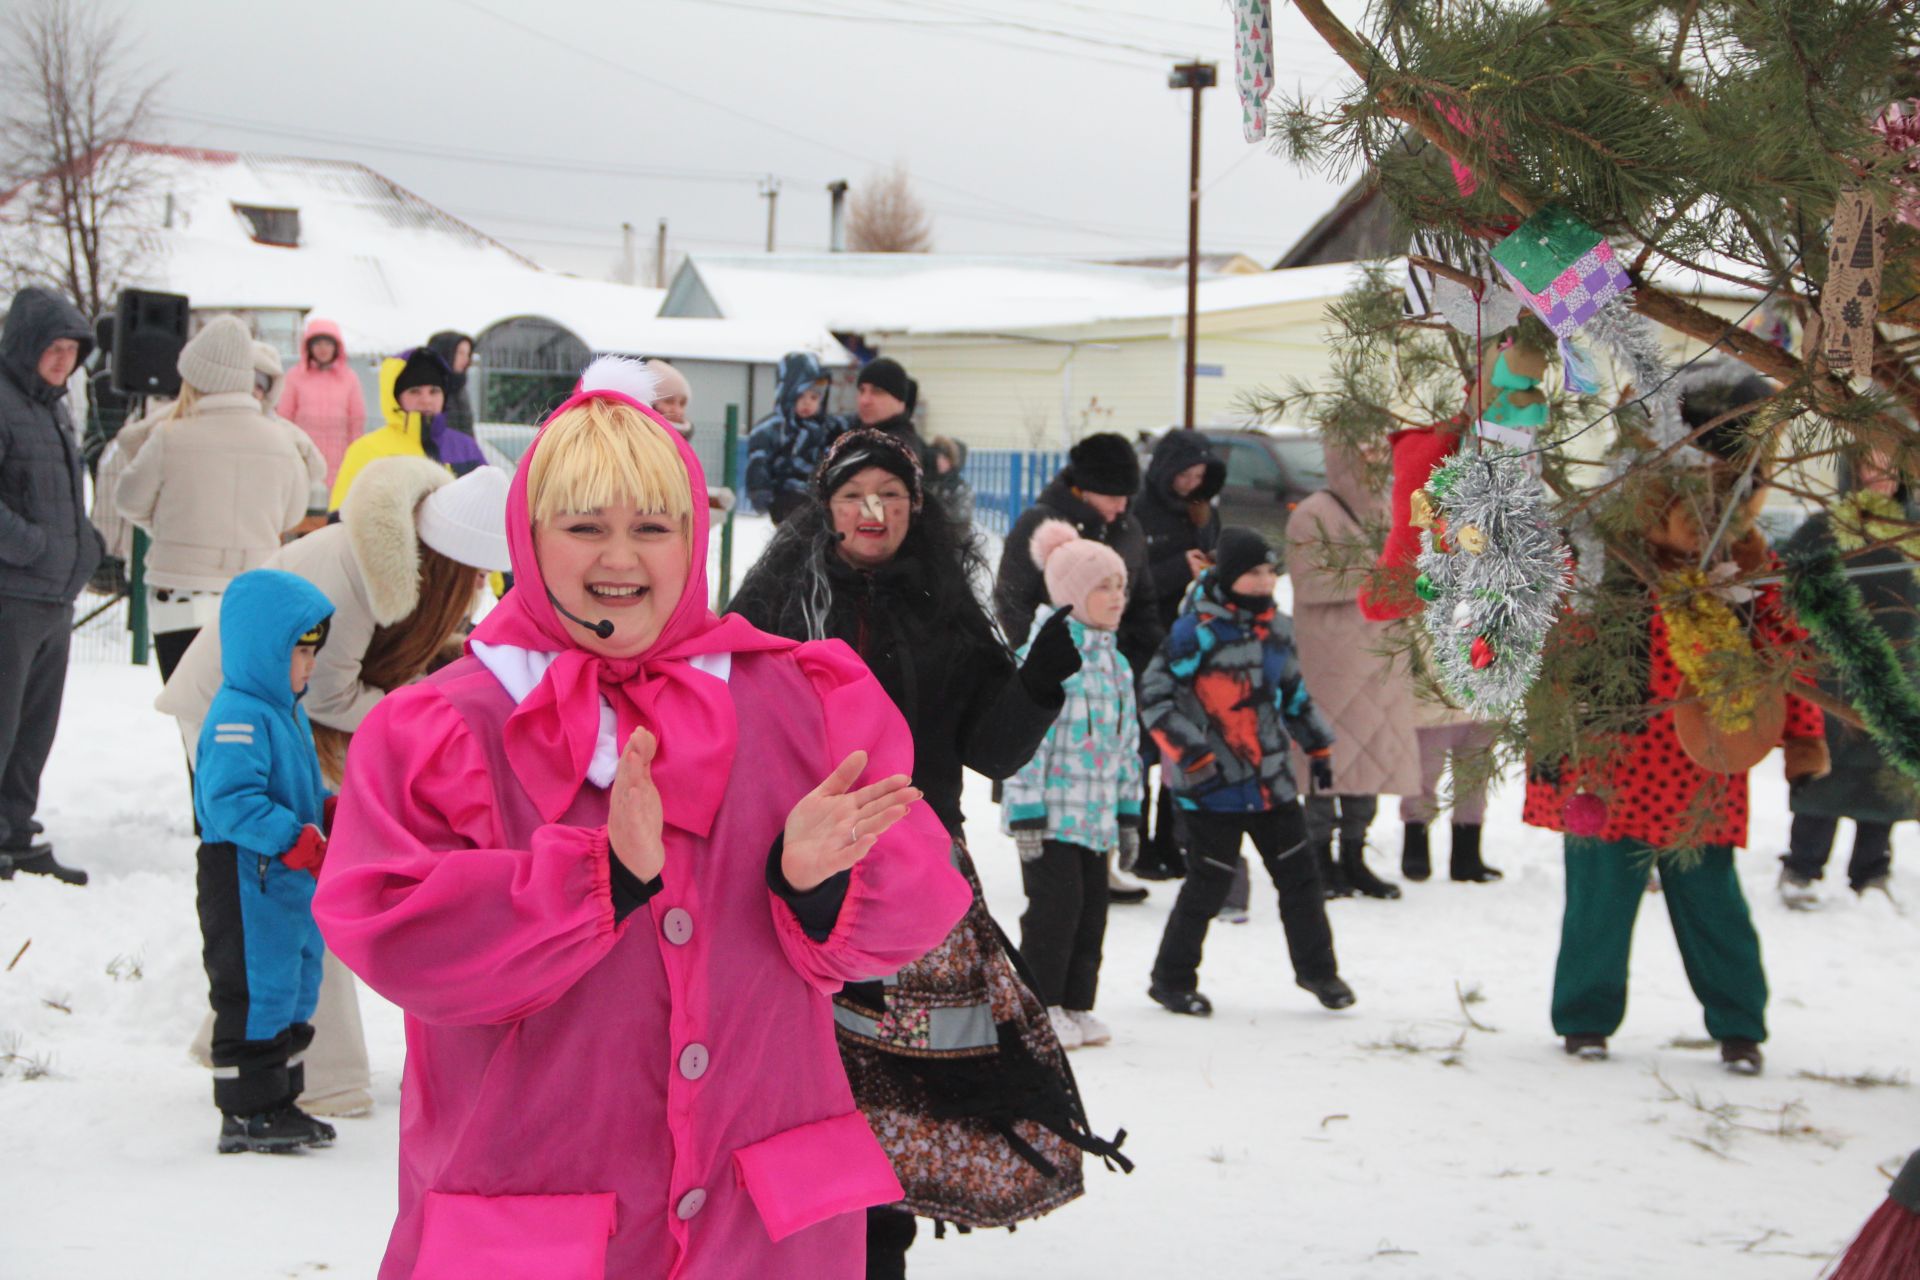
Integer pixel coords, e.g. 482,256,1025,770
1212,526,1275,590
856,357,912,405
1677,360,1774,463
814,428,925,510
1067,432,1142,496
392,346,450,400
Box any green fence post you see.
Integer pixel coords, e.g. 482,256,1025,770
718,404,740,611
129,527,150,665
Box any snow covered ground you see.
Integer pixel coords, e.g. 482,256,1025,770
6,517,1917,1278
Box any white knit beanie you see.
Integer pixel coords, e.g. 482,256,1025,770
176,316,257,395
416,466,511,572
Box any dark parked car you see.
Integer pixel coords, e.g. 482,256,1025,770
1140,427,1326,549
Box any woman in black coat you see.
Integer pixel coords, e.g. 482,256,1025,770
729,429,1126,1280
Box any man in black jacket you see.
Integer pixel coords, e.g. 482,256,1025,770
1130,430,1226,879
994,432,1162,676
0,286,102,885
852,357,937,478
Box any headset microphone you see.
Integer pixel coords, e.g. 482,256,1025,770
546,588,616,640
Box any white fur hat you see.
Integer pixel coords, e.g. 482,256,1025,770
177,316,257,396
417,466,511,572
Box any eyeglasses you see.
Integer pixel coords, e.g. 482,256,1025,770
830,494,912,511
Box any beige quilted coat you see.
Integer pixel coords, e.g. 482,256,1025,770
1285,446,1424,796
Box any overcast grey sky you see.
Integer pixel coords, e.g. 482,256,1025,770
135,0,1366,279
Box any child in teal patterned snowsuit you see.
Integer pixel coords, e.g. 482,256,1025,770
1002,520,1140,1048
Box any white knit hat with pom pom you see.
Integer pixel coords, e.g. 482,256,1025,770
1030,518,1127,618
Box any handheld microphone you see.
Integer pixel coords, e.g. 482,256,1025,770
546,588,616,640
832,530,847,542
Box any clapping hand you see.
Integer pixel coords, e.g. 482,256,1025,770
781,751,922,892
609,727,667,883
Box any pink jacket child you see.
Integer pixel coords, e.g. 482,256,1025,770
277,317,366,482
314,359,971,1279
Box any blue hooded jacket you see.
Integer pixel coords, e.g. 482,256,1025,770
194,569,334,857
745,351,835,508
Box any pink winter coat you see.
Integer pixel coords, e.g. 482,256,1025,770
278,318,366,481
315,377,971,1279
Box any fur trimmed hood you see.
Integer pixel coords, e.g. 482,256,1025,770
339,456,449,625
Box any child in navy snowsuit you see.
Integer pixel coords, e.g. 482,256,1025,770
193,568,336,1153
1001,520,1141,1051
1140,528,1356,1016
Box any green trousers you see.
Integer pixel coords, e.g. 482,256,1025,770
1551,837,1767,1043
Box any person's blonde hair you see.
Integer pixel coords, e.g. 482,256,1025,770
166,384,203,420
526,397,694,533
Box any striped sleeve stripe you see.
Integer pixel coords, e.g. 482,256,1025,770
213,734,254,744
214,724,255,734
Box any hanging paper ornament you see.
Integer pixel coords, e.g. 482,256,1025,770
1489,206,1633,339
1559,338,1602,395
1562,792,1609,837
1404,233,1523,335
1415,452,1569,712
1821,189,1887,381
1231,0,1274,143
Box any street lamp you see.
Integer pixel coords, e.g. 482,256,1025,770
1169,60,1216,432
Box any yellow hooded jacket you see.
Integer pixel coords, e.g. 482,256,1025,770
328,355,430,510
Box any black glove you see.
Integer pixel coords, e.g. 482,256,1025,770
1309,752,1335,794
1020,606,1083,696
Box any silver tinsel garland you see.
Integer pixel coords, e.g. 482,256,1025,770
1416,449,1570,713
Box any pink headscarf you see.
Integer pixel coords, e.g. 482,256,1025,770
468,361,792,831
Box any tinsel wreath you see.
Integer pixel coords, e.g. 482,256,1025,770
1414,450,1569,713
1783,540,1920,783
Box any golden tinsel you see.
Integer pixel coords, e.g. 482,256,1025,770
1658,570,1761,733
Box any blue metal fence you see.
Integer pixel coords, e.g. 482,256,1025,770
963,449,1066,537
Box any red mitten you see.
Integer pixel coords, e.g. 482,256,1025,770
283,824,328,877
1357,424,1460,621
322,795,338,835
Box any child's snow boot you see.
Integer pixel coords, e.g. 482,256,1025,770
1401,822,1432,882
1339,838,1401,899
1147,984,1213,1017
1777,862,1821,909
1563,1034,1609,1061
219,1108,315,1154
1448,824,1502,882
1720,1038,1764,1075
1296,974,1356,1010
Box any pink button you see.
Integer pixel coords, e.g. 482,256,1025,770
679,1043,709,1080
676,1188,707,1220
662,908,693,946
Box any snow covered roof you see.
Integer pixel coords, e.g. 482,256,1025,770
0,144,849,365
666,252,1367,339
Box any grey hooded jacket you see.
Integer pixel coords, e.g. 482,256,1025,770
0,287,101,603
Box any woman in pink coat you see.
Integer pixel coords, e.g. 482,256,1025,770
278,317,365,482
314,357,971,1279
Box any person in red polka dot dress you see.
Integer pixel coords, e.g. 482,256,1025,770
1523,365,1828,1077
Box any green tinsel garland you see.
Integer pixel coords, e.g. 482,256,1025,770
1783,541,1920,783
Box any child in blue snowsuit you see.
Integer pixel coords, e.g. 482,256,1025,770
1001,520,1141,1051
193,568,336,1153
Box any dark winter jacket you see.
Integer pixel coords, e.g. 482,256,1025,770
1139,573,1334,813
860,411,937,480
730,532,1063,837
0,287,102,603
1135,430,1225,630
1784,504,1920,825
745,352,834,511
929,436,974,527
82,363,132,476
994,473,1163,678
426,330,476,438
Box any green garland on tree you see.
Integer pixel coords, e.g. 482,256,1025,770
1783,541,1920,783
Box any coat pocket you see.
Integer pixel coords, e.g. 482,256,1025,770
414,1190,617,1280
732,1111,904,1243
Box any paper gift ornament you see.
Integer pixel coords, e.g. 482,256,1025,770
1490,207,1632,338
1233,0,1274,143
1822,189,1888,380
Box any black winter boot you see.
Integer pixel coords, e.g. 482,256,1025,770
1316,840,1352,900
218,1108,316,1154
1296,974,1356,1009
4,844,86,886
1448,824,1502,883
1338,838,1400,899
1401,823,1432,882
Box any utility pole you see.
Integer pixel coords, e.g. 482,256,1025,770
655,218,669,288
619,221,636,285
759,176,782,253
1167,60,1216,432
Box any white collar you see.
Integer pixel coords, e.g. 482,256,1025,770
470,641,731,789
